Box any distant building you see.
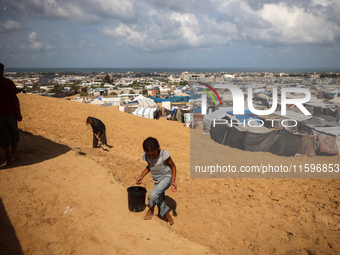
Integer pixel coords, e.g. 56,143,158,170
40,85,53,92
308,73,321,79
159,86,171,96
148,88,160,96
168,75,182,83
223,74,235,79
181,72,206,82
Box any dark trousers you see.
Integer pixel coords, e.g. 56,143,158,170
93,131,107,148
0,114,19,148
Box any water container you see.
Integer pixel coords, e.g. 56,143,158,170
127,184,147,212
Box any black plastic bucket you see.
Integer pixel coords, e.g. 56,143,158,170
127,184,147,212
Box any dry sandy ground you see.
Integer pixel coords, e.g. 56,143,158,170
0,93,340,255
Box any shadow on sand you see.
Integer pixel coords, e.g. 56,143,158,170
0,130,71,169
0,198,23,255
165,195,177,217
156,195,177,223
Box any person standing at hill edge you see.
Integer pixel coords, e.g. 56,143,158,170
86,116,108,148
0,63,22,166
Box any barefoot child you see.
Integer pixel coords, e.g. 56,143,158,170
136,137,177,225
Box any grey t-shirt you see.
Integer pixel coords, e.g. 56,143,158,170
143,149,171,184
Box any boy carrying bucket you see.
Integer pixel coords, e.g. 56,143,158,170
136,137,177,225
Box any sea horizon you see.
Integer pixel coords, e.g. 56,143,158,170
5,67,340,74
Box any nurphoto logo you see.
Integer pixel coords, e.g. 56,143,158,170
199,83,312,128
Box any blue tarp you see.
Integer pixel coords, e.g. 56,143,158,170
227,110,258,122
151,95,190,103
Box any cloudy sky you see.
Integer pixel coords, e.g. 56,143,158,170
0,0,340,69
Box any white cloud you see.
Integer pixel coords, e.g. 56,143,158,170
142,0,212,14
213,0,340,46
255,3,339,44
0,20,24,33
101,9,239,52
28,32,43,50
7,0,138,24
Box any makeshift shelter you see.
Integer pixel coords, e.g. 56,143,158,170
313,127,340,155
304,115,338,128
203,107,233,133
151,95,190,103
100,97,121,106
271,110,313,133
304,102,339,116
331,97,340,106
298,136,317,157
90,98,106,107
210,122,302,157
227,110,262,126
126,95,157,107
132,107,157,119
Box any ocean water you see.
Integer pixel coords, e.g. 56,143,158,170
5,67,340,74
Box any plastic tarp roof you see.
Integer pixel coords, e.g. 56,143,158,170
304,115,339,128
331,97,340,105
127,95,156,107
142,108,157,119
90,98,106,106
314,127,340,136
227,110,258,122
203,107,232,133
273,110,313,122
137,99,156,107
151,95,190,103
314,127,340,154
132,107,157,119
210,123,301,156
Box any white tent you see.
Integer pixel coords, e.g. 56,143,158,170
101,97,121,106
331,97,340,105
128,95,157,107
90,98,106,107
138,99,156,107
132,107,157,119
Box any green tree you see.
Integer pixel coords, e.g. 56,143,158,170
142,88,148,95
70,84,79,93
50,84,63,94
129,90,135,94
179,80,189,86
103,74,111,83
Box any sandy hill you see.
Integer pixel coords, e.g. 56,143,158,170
0,93,339,255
